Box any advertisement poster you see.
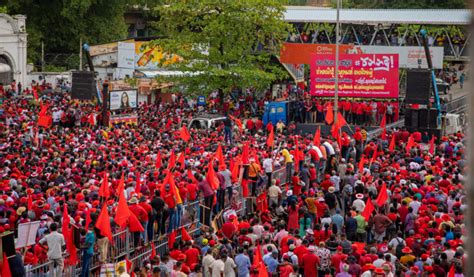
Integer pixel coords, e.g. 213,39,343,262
134,41,180,70
280,43,443,69
310,53,399,98
109,90,138,110
109,114,138,127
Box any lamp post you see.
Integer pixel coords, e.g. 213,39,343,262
334,0,341,125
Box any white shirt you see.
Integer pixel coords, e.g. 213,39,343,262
39,231,65,259
388,237,405,249
224,258,237,277
210,259,225,277
202,254,215,277
263,158,273,173
409,200,421,215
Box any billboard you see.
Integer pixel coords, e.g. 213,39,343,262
117,42,136,69
280,43,443,69
310,54,399,98
109,114,138,127
109,89,138,110
134,41,180,70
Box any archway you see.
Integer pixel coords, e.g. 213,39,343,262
0,55,13,85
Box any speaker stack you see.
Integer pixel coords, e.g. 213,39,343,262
71,71,95,100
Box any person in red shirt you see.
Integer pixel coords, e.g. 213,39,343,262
301,246,320,276
293,240,309,265
139,196,154,243
183,241,200,267
162,184,177,233
278,257,295,277
332,246,348,274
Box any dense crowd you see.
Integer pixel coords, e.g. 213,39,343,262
0,82,467,277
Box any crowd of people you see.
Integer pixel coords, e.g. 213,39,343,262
0,80,467,277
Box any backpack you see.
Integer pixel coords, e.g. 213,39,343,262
395,238,405,258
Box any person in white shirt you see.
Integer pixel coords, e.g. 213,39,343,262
202,249,215,277
39,223,65,277
268,179,282,208
263,157,273,187
210,256,225,277
223,253,237,277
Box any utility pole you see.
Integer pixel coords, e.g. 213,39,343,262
467,12,474,277
41,41,44,73
79,38,83,71
333,0,340,125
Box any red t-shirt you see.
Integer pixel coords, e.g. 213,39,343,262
184,247,200,267
301,253,320,276
163,192,176,209
187,183,198,201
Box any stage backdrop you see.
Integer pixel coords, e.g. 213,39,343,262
310,53,399,98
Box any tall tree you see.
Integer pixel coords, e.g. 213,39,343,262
148,0,290,96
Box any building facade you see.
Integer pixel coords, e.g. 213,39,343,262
0,14,27,85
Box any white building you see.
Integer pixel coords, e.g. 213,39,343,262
0,14,27,86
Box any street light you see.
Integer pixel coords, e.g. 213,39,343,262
334,0,341,125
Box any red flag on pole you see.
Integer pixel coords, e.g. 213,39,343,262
429,136,436,155
313,127,321,146
168,230,176,249
376,183,388,207
325,102,334,125
336,112,347,129
114,178,131,228
96,204,113,242
388,135,396,152
32,87,39,101
266,125,274,147
370,145,378,164
206,160,219,190
215,144,226,169
181,227,192,241
180,125,191,142
167,150,176,170
362,197,375,221
405,135,415,155
358,156,366,173
380,115,387,140
27,195,33,210
62,205,78,265
242,142,250,164
128,212,145,232
98,173,110,198
2,253,11,277
155,151,162,169
177,152,186,170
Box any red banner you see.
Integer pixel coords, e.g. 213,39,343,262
310,54,399,99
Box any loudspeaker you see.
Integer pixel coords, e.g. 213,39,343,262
405,70,431,104
418,109,438,128
1,232,15,258
404,109,419,129
71,71,95,100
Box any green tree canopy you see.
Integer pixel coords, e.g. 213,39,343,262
148,0,291,95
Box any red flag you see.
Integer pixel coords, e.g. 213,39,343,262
187,169,198,183
151,242,157,259
96,204,113,242
98,173,110,198
388,135,396,152
358,156,366,173
380,115,387,140
88,114,96,126
429,136,436,155
242,178,249,197
62,205,78,265
405,135,414,154
37,116,52,128
230,115,243,132
207,160,219,190
215,144,226,169
168,230,176,249
242,142,250,164
231,157,242,182
294,137,300,173
2,253,11,277
447,264,455,277
325,102,334,125
38,102,50,116
362,197,375,221
177,152,186,170
252,244,269,277
313,127,321,146
128,212,145,232
167,150,176,170
155,151,162,169
125,258,134,277
376,183,388,207
336,112,347,129
180,125,191,142
181,227,192,241
266,125,274,147
114,177,131,228
370,145,378,164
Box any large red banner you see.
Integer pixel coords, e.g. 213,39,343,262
310,53,399,98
